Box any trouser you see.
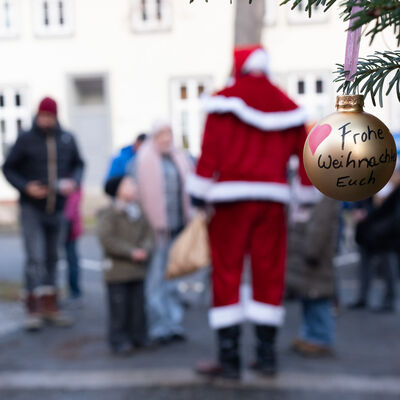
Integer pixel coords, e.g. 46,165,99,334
145,236,184,340
20,202,63,293
107,281,147,349
300,298,335,347
208,201,286,329
358,249,398,306
64,221,82,298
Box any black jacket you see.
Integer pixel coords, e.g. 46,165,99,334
356,186,400,252
2,120,84,213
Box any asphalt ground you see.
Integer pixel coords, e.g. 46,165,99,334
0,233,399,399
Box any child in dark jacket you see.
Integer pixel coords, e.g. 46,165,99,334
286,196,340,357
97,176,154,355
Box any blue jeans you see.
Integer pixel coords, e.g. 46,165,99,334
145,237,184,340
65,239,82,298
300,298,334,347
20,202,63,292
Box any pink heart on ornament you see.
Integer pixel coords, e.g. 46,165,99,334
309,124,332,155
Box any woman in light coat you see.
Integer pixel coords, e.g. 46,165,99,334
130,119,193,344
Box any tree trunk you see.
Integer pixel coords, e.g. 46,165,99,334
234,0,265,46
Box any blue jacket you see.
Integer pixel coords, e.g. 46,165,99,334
105,145,135,180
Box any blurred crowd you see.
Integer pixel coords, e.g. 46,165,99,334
2,45,399,381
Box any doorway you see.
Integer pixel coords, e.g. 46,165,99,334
68,75,111,192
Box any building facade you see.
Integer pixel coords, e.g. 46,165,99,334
0,0,398,201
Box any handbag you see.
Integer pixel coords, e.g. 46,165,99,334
165,212,211,279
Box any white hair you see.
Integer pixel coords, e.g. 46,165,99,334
150,118,172,136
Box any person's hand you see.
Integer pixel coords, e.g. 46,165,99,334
25,181,48,199
353,209,367,222
58,179,77,196
131,249,148,262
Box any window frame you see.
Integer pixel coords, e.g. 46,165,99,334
0,0,19,38
33,0,74,38
131,0,172,33
0,86,30,164
285,72,332,122
169,76,213,156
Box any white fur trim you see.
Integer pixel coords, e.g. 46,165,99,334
203,95,308,131
208,181,290,204
245,300,285,327
209,304,245,329
186,173,214,199
243,48,270,77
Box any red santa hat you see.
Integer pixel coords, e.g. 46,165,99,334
233,44,270,80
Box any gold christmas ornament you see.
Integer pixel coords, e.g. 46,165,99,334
303,95,397,201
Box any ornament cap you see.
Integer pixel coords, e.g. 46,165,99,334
336,95,364,112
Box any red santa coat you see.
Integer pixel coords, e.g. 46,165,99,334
187,70,316,329
187,74,314,204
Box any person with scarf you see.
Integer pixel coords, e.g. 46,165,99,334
129,119,193,345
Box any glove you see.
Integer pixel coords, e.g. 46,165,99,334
191,196,206,209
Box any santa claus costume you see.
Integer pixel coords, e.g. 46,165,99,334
187,45,316,379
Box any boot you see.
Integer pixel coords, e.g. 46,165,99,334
251,325,277,376
38,287,73,327
347,299,367,309
24,292,43,332
195,325,241,380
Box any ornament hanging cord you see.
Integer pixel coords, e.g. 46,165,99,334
344,5,363,95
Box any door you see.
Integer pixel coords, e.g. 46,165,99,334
68,75,111,192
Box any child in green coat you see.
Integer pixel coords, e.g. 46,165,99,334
97,176,154,355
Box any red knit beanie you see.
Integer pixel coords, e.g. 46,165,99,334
38,97,58,117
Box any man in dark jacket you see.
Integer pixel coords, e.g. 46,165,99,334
2,97,84,331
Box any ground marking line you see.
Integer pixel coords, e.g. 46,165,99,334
0,370,399,394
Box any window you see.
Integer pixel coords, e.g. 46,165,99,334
73,77,105,106
316,79,323,94
264,0,277,26
170,77,213,156
33,0,74,37
132,0,172,32
0,87,30,163
287,2,328,24
0,0,18,38
286,73,331,122
297,80,305,95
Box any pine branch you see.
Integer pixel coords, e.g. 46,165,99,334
281,0,400,45
280,0,337,17
334,50,400,106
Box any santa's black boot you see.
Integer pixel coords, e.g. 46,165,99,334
251,325,277,376
195,325,241,380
